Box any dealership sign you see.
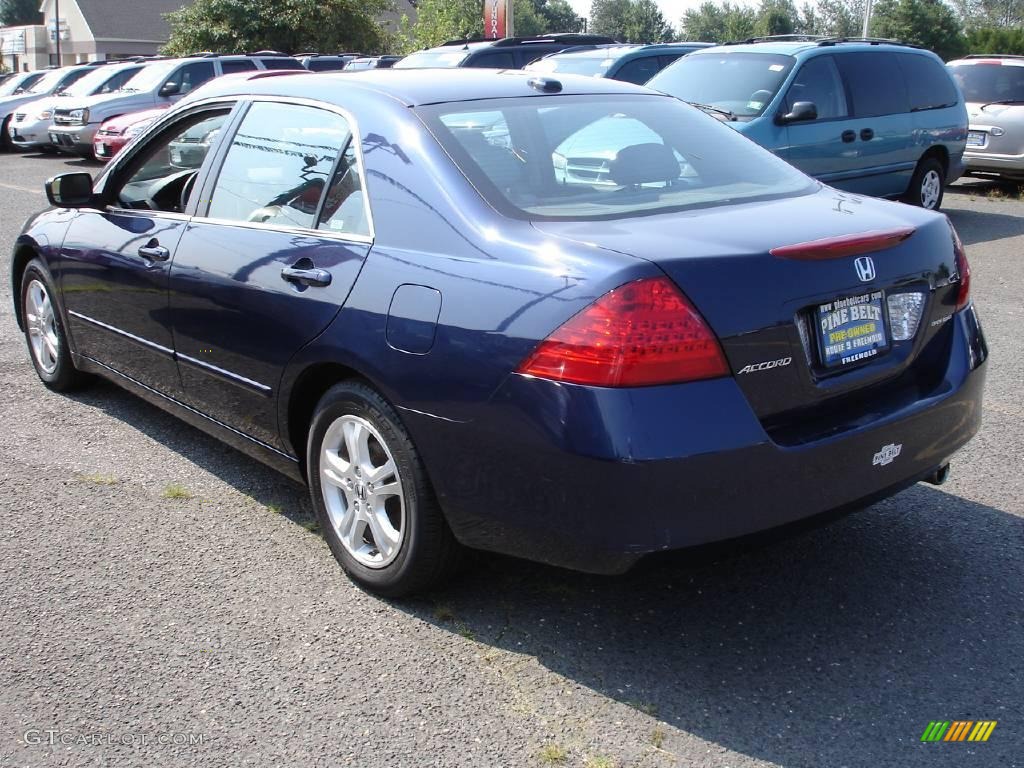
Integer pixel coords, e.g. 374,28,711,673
0,30,25,54
483,0,511,38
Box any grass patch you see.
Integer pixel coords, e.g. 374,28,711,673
650,727,665,748
300,519,321,535
266,502,283,514
627,700,658,717
162,483,192,500
76,473,118,485
584,756,615,768
538,743,567,764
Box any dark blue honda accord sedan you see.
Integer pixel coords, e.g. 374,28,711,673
10,69,987,595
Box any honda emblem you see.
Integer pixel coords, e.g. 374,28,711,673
854,256,876,282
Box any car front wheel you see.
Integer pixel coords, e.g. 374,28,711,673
19,258,89,391
904,157,945,211
307,381,461,597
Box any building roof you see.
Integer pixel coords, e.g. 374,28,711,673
76,0,190,42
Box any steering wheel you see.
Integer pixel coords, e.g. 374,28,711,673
145,169,199,213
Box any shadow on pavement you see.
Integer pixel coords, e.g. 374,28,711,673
68,376,1021,767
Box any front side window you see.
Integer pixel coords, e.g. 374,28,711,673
615,56,661,85
207,101,353,229
467,51,515,69
421,94,815,221
647,52,795,119
115,111,229,213
165,62,215,96
784,56,848,120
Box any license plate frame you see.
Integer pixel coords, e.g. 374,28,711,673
815,290,890,369
967,130,986,148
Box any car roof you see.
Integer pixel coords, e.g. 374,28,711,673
543,42,713,61
948,54,1024,67
189,67,658,107
416,34,616,55
690,39,932,58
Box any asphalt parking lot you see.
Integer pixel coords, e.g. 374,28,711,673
0,150,1021,768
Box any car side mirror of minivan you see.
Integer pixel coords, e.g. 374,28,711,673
159,81,181,97
45,172,95,208
778,101,818,124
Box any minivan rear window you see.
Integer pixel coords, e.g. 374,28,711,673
899,54,958,110
420,94,815,221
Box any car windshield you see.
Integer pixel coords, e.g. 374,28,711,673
118,60,178,91
393,50,470,68
647,52,795,119
63,65,135,97
0,73,39,96
419,94,815,221
27,68,80,94
526,53,621,77
949,63,1024,104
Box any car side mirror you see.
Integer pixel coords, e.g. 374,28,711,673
159,81,181,97
45,172,95,208
778,101,818,124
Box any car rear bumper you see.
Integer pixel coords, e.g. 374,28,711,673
409,306,987,574
48,123,100,154
963,149,1024,176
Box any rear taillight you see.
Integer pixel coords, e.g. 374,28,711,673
950,221,970,311
516,276,728,387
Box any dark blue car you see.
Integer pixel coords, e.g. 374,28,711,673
11,69,987,596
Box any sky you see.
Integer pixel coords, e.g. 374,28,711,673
566,0,734,25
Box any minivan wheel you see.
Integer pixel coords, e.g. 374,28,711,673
307,381,461,597
19,259,89,391
904,157,945,211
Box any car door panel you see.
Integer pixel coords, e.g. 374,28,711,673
169,100,371,449
169,224,369,446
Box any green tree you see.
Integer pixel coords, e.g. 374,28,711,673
680,1,757,41
951,0,1024,28
163,0,391,56
810,0,866,36
514,0,549,36
589,0,633,38
401,0,479,51
0,0,42,26
623,0,675,41
967,25,1024,53
537,0,586,32
755,0,798,34
871,0,968,60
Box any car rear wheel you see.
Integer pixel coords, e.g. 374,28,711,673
307,381,461,597
904,157,945,211
19,259,89,391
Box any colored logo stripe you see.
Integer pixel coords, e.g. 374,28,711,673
921,721,997,742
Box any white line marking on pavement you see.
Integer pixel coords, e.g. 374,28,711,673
0,181,42,195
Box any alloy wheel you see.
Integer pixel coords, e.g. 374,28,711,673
25,279,60,375
920,169,942,210
319,415,406,568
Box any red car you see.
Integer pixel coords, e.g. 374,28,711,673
92,106,168,162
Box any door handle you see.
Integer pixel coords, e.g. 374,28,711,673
138,240,169,261
841,130,856,143
281,265,332,287
860,128,874,141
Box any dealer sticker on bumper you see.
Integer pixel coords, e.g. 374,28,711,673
817,290,889,368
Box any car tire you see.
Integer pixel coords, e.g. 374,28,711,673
903,156,945,211
0,116,11,152
19,258,90,392
307,380,462,597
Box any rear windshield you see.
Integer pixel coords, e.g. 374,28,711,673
418,94,815,221
949,62,1024,104
648,52,795,119
526,54,619,78
394,50,470,68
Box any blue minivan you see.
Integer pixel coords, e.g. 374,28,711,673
648,38,968,210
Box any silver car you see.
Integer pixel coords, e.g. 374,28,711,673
0,64,100,150
948,54,1024,181
9,61,146,152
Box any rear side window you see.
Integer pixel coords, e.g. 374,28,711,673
308,59,348,72
221,60,258,74
467,51,516,68
207,101,353,229
898,53,958,109
260,58,303,70
784,55,848,119
615,56,661,85
836,52,909,117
